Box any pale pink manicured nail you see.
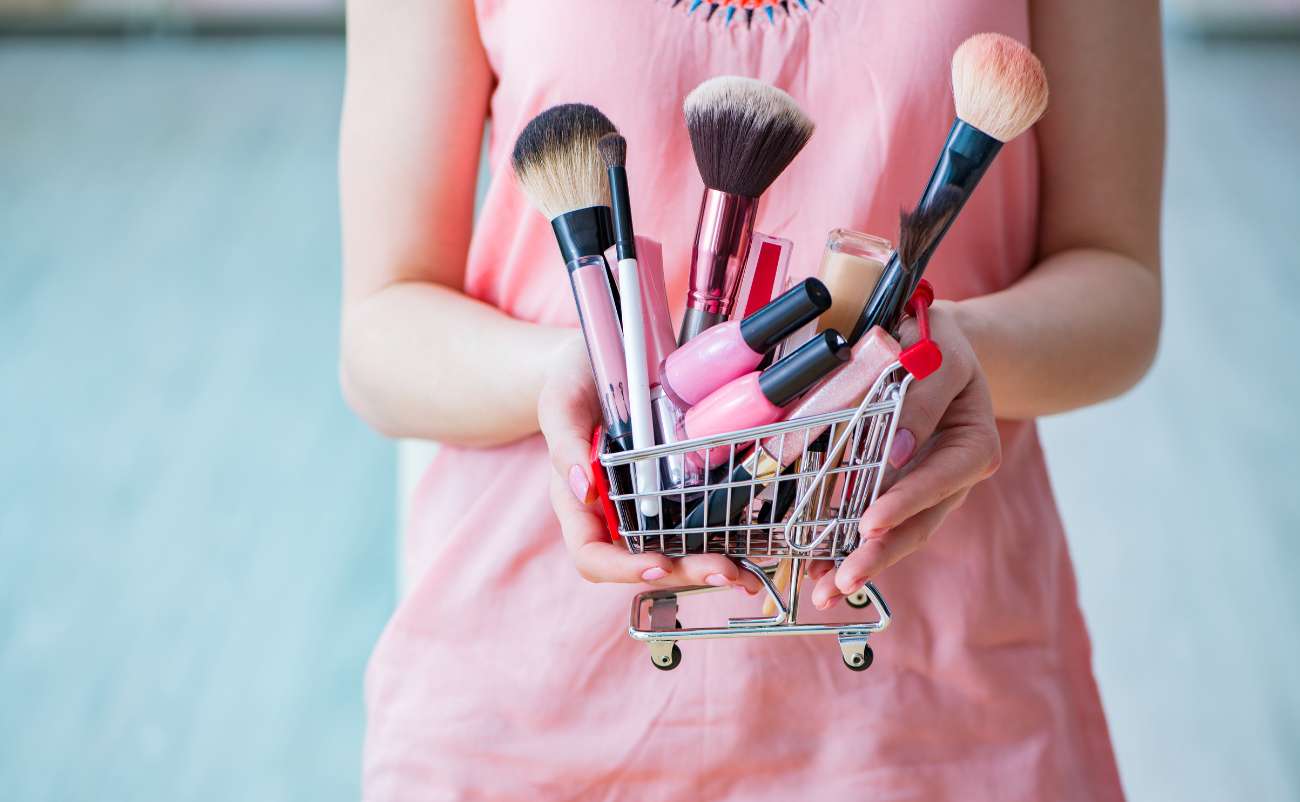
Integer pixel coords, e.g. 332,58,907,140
889,429,916,468
641,567,667,582
705,573,730,587
568,465,591,504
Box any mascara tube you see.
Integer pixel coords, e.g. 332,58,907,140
567,254,633,451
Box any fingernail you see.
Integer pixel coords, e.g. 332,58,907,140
705,573,730,587
641,566,667,582
568,465,592,504
889,429,916,468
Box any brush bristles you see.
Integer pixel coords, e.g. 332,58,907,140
596,133,627,169
683,76,814,198
951,33,1048,143
511,104,616,220
899,186,964,269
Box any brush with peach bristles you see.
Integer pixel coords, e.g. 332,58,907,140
951,33,1049,144
851,33,1049,340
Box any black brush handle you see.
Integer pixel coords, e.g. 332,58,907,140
606,165,638,261
897,119,1001,305
848,250,913,344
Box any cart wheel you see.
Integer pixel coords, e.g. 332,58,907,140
846,589,872,609
842,644,874,672
675,619,683,630
652,644,683,671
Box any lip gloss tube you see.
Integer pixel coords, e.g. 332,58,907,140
567,253,632,451
662,278,831,408
683,330,850,469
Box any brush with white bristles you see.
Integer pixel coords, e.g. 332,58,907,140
850,33,1049,341
678,76,815,343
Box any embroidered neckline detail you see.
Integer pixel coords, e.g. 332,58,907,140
666,0,823,29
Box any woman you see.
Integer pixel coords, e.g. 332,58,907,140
340,0,1163,798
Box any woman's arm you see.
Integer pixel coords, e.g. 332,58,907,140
339,0,572,445
814,1,1166,603
957,0,1165,419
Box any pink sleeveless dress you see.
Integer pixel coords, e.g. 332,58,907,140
364,2,1125,799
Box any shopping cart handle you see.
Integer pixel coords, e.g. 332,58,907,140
899,280,942,381
589,425,623,543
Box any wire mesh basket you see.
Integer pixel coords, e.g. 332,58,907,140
591,281,941,672
598,363,912,562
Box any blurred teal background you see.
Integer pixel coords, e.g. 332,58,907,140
2,3,1299,800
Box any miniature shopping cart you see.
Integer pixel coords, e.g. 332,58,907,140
594,282,942,672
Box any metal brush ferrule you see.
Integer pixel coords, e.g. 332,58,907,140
679,189,758,343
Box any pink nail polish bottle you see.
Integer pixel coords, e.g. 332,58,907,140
662,278,831,408
684,330,850,468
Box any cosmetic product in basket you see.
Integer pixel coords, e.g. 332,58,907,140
734,233,793,320
681,327,901,530
679,77,814,344
630,237,702,491
512,104,632,451
850,33,1048,341
662,278,831,408
598,133,659,518
683,329,850,469
816,229,892,337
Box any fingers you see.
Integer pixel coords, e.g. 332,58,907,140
861,388,999,536
551,476,672,583
810,567,845,610
836,492,966,594
671,555,764,594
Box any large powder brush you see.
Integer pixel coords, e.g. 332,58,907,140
511,104,635,452
679,76,814,343
511,103,618,264
851,33,1049,342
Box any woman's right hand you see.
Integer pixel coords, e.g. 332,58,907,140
538,335,764,592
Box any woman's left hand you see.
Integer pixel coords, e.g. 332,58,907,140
809,302,1002,609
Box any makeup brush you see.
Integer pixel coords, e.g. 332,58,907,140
679,76,814,344
512,104,634,452
598,132,660,519
849,33,1048,341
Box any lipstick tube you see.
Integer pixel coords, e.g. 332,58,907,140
679,189,759,344
734,233,793,320
683,330,850,469
663,278,831,409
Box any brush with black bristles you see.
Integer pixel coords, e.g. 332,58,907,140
849,33,1049,342
679,76,815,344
512,104,634,452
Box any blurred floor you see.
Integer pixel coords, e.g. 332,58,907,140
1,31,1298,802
